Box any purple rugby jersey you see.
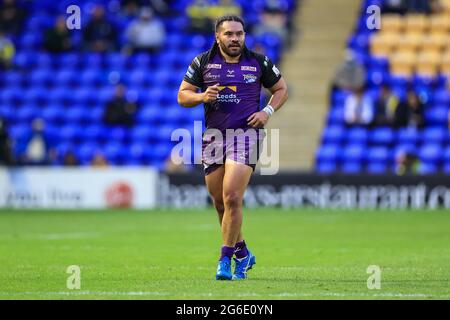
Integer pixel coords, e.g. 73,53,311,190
182,46,282,174
183,46,282,131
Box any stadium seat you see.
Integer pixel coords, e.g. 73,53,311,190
366,162,388,174
418,144,443,164
397,128,419,144
341,161,362,174
421,127,447,144
370,127,395,145
316,144,339,163
367,147,390,164
341,144,366,163
321,125,345,144
316,161,337,174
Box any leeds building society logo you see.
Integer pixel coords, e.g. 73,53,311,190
243,74,257,83
217,86,240,104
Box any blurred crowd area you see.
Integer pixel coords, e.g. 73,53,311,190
317,0,450,175
0,0,298,170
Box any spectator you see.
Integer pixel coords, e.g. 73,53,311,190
91,152,109,167
0,0,26,35
211,0,242,19
0,117,14,166
62,150,79,166
103,84,138,127
383,0,442,14
344,88,375,127
43,16,72,53
16,118,57,166
83,5,117,52
253,3,289,48
122,0,173,17
394,89,425,129
374,84,400,126
187,0,214,34
396,150,420,175
0,29,15,70
125,7,166,54
332,52,366,92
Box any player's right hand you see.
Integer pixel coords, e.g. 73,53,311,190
202,84,220,103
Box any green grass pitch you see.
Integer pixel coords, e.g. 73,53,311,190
0,208,449,300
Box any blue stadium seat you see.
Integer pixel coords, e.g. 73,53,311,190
104,142,127,165
137,107,164,125
316,144,339,162
421,127,447,144
366,162,388,174
341,161,362,174
367,146,390,164
42,106,65,125
397,127,419,144
425,105,448,126
418,162,438,175
433,89,450,105
81,125,107,144
321,125,345,144
370,127,395,145
341,144,365,163
77,143,100,165
59,125,84,144
346,127,368,144
316,161,337,174
327,107,345,125
418,144,442,165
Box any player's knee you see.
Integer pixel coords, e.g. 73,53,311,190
223,192,242,210
213,200,225,214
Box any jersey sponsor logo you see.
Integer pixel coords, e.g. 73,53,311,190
205,72,220,80
216,86,240,103
272,65,280,77
218,86,237,92
207,63,222,69
226,69,235,78
243,74,257,83
241,66,257,72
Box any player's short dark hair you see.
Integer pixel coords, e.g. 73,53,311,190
214,15,245,32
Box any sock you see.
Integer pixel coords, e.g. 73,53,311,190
234,240,249,260
220,245,235,261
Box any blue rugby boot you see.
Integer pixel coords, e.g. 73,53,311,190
232,251,256,280
216,256,232,280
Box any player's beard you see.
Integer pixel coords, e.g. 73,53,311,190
219,40,243,57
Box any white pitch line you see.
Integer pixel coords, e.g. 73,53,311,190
0,291,449,298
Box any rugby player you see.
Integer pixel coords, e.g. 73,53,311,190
177,15,288,280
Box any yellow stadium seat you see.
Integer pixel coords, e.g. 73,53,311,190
404,14,429,33
415,51,442,76
390,51,417,76
429,15,449,33
441,52,450,75
380,14,404,33
420,33,448,51
396,32,425,51
370,32,401,57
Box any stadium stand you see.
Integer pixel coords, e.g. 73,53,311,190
0,0,297,169
316,0,450,175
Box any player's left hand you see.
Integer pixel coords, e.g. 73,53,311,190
247,111,269,128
